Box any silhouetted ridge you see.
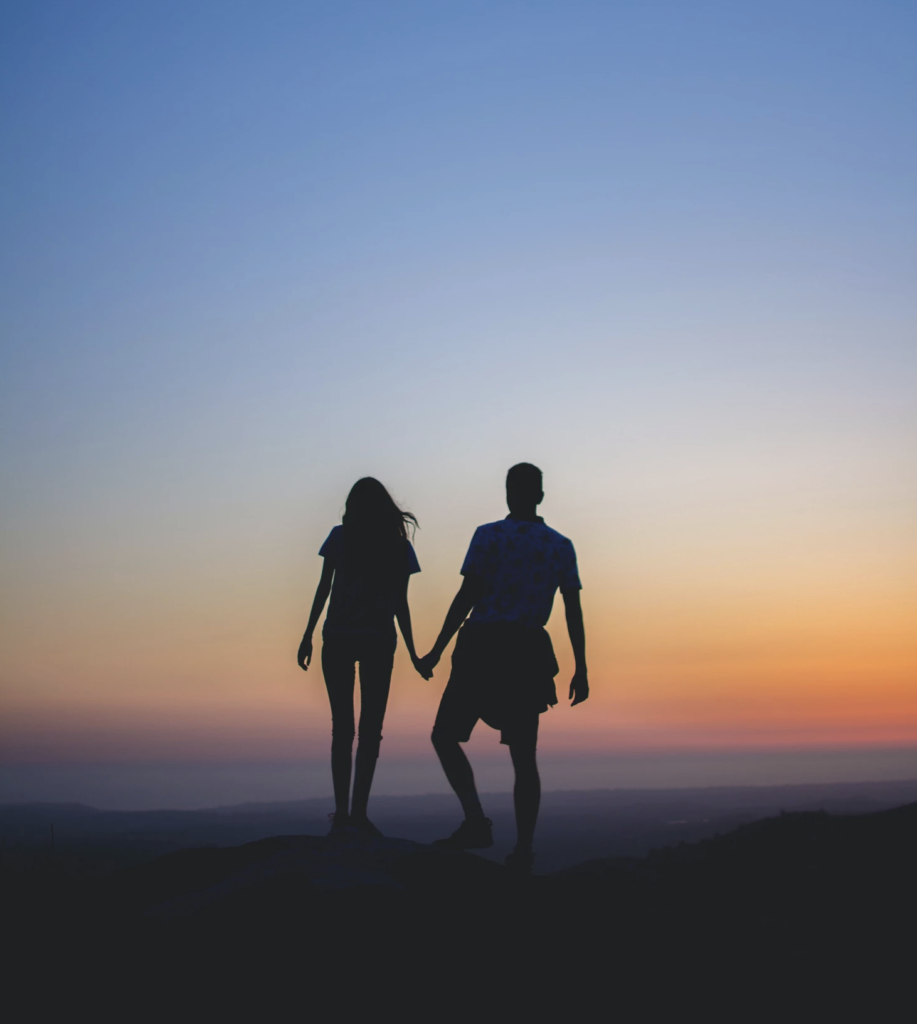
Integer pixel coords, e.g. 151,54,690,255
5,803,914,1015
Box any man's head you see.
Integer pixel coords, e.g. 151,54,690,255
506,463,544,516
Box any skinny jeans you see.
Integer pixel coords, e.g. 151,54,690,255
321,632,396,762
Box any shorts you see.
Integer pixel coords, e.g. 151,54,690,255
432,621,558,747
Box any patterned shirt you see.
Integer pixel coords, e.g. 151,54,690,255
462,516,581,628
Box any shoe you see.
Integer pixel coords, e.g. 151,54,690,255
327,811,351,834
349,814,383,838
504,849,534,876
433,817,494,851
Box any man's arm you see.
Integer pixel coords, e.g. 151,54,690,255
420,574,485,674
562,588,588,705
297,559,334,671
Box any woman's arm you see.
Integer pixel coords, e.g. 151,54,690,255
395,577,431,679
297,559,335,671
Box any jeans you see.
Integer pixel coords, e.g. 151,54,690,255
321,632,396,815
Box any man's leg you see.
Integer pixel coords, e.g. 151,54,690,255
508,725,541,854
430,730,493,849
431,731,485,822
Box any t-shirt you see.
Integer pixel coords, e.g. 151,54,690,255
319,525,420,639
461,516,581,628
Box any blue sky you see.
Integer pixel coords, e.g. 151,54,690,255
1,1,915,801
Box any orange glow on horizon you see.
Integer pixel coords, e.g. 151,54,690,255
2,469,914,767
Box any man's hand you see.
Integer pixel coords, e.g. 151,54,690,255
297,633,313,672
569,668,589,706
561,589,587,705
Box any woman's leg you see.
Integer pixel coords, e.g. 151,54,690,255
350,639,395,820
321,638,357,817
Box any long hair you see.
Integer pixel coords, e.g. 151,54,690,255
342,478,417,583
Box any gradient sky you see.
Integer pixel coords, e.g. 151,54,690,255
1,1,915,792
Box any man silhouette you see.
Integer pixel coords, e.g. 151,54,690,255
420,463,588,873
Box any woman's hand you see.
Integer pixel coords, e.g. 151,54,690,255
297,633,313,671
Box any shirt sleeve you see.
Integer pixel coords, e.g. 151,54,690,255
406,541,421,575
558,539,582,590
318,526,343,562
460,527,486,576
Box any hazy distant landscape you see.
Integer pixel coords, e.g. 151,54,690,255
5,778,916,875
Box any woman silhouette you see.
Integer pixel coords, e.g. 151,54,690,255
298,478,428,835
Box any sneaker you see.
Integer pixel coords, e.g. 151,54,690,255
504,849,534,876
327,811,351,834
349,814,383,838
433,817,494,851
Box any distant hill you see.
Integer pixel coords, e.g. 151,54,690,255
4,777,916,874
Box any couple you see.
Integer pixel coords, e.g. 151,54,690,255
297,463,588,874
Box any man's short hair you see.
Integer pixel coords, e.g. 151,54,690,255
506,463,543,495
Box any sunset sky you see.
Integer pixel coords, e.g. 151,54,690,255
2,1,915,807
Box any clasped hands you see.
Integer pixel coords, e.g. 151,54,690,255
412,649,440,680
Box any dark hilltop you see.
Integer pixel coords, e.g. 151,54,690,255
4,787,915,1017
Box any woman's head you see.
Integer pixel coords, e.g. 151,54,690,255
343,477,416,539
342,478,417,580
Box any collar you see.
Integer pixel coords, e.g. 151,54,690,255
505,514,544,523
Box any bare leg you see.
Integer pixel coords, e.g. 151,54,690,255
508,741,540,853
432,733,485,820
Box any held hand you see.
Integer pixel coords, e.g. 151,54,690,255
569,668,589,706
297,633,313,672
411,654,434,681
418,650,442,678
